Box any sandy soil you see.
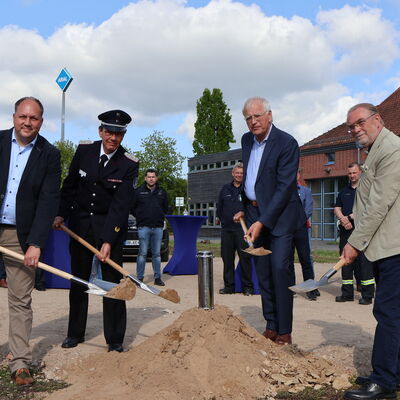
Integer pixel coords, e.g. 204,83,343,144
0,259,376,399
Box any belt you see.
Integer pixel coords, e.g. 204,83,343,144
249,200,258,207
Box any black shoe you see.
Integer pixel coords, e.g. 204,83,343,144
306,290,318,301
108,343,123,353
359,298,373,305
35,283,46,291
335,295,354,302
154,278,165,286
355,377,400,392
315,289,321,296
219,287,234,294
344,382,396,399
138,278,143,282
61,337,84,348
243,288,253,296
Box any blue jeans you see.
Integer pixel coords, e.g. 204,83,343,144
136,227,163,279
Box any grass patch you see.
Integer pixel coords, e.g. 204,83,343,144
272,385,345,400
0,362,69,400
169,241,338,263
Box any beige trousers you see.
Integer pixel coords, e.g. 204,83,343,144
0,226,35,372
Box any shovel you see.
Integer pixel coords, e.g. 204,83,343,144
239,217,271,256
0,245,131,299
289,258,346,293
60,225,180,304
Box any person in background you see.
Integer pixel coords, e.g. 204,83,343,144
334,162,374,305
0,97,61,385
53,109,138,353
131,169,169,286
293,169,319,300
217,162,253,296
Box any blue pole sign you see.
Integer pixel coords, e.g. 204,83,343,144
56,68,73,92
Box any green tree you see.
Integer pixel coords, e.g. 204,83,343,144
192,88,235,156
53,140,77,184
134,131,186,212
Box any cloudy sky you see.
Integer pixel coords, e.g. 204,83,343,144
1,0,400,169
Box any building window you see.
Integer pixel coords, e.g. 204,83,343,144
325,152,335,165
309,177,347,240
188,202,218,226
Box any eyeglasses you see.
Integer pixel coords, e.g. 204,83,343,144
244,111,268,123
347,113,377,133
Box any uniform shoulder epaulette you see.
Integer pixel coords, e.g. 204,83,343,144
79,140,94,145
124,152,139,162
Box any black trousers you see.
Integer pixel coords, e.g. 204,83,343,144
67,228,126,345
221,229,252,290
292,225,314,281
339,228,375,299
246,204,295,334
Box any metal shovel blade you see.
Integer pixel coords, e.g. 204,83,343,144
126,274,161,296
289,259,346,294
242,246,272,256
84,281,108,296
289,277,327,293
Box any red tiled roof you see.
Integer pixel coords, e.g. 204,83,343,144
301,87,400,151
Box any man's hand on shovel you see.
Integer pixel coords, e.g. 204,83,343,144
342,242,359,265
246,221,263,243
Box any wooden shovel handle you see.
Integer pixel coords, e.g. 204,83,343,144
333,258,347,271
0,245,74,281
239,217,254,247
60,225,128,276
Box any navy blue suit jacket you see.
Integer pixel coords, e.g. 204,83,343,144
241,125,306,236
0,128,61,251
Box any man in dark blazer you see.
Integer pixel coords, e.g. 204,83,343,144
234,97,305,345
0,97,61,385
53,109,138,353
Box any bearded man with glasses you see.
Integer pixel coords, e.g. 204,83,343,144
343,103,400,400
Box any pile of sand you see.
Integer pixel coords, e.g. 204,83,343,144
45,305,352,400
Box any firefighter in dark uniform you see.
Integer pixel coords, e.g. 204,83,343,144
334,162,374,304
217,162,253,295
53,109,138,352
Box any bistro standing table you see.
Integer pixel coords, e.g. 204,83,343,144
163,215,207,275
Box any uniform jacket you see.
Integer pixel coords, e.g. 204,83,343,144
131,183,168,228
59,140,138,246
0,128,61,251
241,125,306,236
216,182,244,230
348,127,400,262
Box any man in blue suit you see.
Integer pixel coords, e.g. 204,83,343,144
235,97,305,345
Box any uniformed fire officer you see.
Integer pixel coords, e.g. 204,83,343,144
334,162,375,304
217,162,253,295
53,109,138,352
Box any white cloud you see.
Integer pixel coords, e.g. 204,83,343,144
0,0,399,150
316,5,400,75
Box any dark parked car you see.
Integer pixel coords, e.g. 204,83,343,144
122,215,170,262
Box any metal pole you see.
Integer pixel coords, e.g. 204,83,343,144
61,91,66,142
197,250,214,309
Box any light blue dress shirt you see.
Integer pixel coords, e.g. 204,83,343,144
0,131,37,225
244,126,272,201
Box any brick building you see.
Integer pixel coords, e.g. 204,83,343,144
187,87,400,239
300,87,400,240
187,148,242,237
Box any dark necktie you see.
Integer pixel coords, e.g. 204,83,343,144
98,154,108,173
